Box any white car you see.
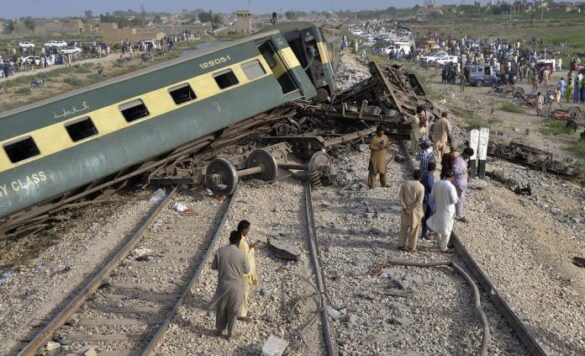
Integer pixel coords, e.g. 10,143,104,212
434,54,459,65
61,46,82,55
19,41,35,48
44,40,68,48
420,51,448,63
23,56,42,66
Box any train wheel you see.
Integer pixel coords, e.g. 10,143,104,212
246,149,278,182
205,158,238,196
316,88,330,103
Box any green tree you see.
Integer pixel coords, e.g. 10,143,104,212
153,15,163,25
198,11,213,23
212,14,222,25
84,10,93,19
285,11,298,20
4,20,15,34
24,17,36,33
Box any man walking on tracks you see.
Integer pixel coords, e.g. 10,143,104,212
431,112,452,162
210,231,250,339
421,161,436,240
368,127,389,189
427,171,458,252
417,139,434,180
398,170,425,252
452,147,474,223
237,220,258,321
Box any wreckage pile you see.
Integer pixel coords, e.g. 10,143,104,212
299,62,441,138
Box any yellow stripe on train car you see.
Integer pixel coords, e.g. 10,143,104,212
316,42,331,64
0,54,288,172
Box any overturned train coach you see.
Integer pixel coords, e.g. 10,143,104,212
0,30,317,222
261,22,337,101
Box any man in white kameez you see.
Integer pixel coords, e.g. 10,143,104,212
427,171,459,252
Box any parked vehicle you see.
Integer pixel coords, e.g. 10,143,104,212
19,41,35,49
23,56,42,66
434,54,459,65
465,64,498,87
384,41,413,57
420,51,447,64
61,46,82,55
44,40,68,48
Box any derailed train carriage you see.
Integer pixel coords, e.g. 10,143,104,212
0,30,319,232
261,22,338,100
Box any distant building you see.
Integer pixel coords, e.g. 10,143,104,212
99,23,164,44
38,19,84,35
234,10,252,34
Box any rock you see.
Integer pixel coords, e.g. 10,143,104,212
267,237,301,261
394,154,405,163
262,313,276,323
259,287,269,296
342,313,358,324
327,306,342,319
80,346,98,356
262,335,289,356
369,227,385,235
46,341,61,351
132,248,154,261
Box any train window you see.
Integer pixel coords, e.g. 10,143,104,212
214,69,239,89
66,117,98,142
241,59,266,80
258,42,278,69
169,83,197,105
119,99,149,122
4,137,40,164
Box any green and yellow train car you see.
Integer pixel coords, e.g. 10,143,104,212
0,30,316,220
263,22,337,100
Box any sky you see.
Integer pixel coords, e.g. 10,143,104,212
4,0,425,18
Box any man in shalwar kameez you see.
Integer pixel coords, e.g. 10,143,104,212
452,147,474,223
398,170,425,252
431,112,452,162
237,220,258,320
210,231,250,338
410,106,431,153
427,171,459,252
368,127,389,189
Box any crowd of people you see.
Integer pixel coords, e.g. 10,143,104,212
368,107,473,253
0,31,198,79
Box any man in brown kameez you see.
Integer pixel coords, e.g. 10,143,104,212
368,127,389,189
398,170,425,252
210,231,250,339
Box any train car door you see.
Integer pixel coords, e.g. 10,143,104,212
258,40,300,95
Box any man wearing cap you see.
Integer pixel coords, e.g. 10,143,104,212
431,112,452,162
427,171,458,252
368,127,389,189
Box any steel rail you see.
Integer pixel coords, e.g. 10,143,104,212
17,186,179,356
303,182,338,356
142,187,238,355
398,141,547,356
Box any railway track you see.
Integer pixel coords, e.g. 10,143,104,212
16,186,236,355
397,141,547,356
